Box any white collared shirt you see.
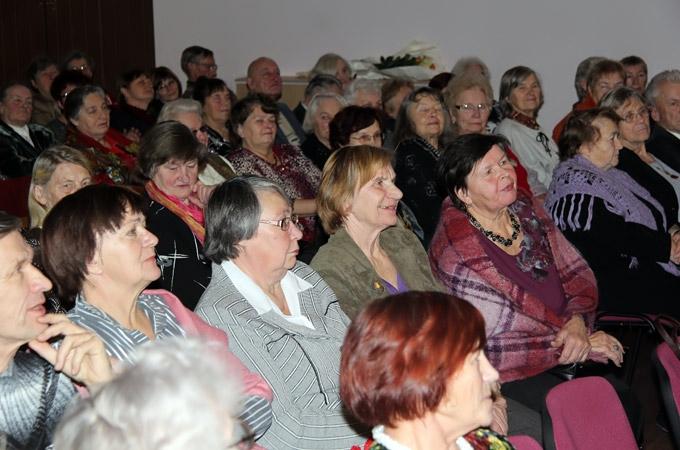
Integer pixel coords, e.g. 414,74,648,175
668,128,680,142
8,124,34,147
221,260,315,329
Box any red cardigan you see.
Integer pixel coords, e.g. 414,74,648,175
428,195,599,382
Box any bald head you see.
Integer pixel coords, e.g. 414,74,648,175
246,57,282,101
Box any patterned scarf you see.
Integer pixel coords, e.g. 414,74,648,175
508,110,540,130
145,180,205,244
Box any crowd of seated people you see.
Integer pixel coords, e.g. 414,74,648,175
2,44,679,450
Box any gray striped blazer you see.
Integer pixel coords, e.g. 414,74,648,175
195,261,366,450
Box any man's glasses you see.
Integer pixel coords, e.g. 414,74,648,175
259,215,300,231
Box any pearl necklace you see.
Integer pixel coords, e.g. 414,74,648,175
466,210,521,247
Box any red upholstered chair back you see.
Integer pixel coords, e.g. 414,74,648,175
0,176,31,219
652,342,680,448
544,376,637,450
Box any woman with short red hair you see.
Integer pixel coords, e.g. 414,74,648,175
340,291,514,450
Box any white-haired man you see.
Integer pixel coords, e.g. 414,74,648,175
647,69,680,172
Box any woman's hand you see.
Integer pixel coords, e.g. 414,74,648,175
588,331,624,367
123,127,142,143
189,181,216,209
28,314,113,388
551,315,591,364
490,383,508,435
670,230,680,264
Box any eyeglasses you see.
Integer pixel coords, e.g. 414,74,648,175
454,103,489,113
226,420,256,450
536,131,553,156
196,62,218,71
621,107,649,123
70,64,90,72
350,131,383,145
259,215,299,231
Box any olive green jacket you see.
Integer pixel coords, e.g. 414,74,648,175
311,226,446,319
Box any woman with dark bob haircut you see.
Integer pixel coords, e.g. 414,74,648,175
138,120,214,309
194,175,365,449
192,77,234,157
228,93,322,262
41,184,273,440
110,69,158,138
340,291,514,449
429,133,626,439
328,105,384,150
545,108,680,316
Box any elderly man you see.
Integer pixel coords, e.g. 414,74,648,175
0,82,54,179
246,56,306,147
647,70,680,172
553,59,624,142
293,74,343,123
180,46,218,98
0,211,112,448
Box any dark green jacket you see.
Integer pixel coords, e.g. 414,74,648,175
311,226,445,319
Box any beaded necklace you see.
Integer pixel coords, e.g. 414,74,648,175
466,210,521,247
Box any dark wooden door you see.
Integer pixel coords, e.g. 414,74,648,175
0,0,155,94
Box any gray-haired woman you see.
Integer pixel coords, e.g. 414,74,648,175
300,93,347,169
495,66,559,196
195,175,365,450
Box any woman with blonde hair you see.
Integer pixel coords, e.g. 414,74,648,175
28,145,93,228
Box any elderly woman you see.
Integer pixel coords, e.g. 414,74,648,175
110,69,158,139
429,133,628,429
309,53,352,90
157,99,236,185
64,85,137,184
137,121,214,309
54,339,252,450
41,184,273,441
192,77,234,157
27,56,60,126
545,108,680,316
329,105,384,149
0,81,54,178
496,66,560,196
600,86,680,222
228,94,322,262
341,291,514,449
311,146,445,318
195,176,364,449
394,87,453,246
152,66,182,104
445,73,532,196
300,92,347,169
345,79,383,109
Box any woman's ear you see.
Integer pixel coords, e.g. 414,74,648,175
455,186,470,208
85,248,104,276
236,124,245,139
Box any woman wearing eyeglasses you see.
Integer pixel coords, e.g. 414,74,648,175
600,86,680,222
311,146,445,319
138,121,216,310
195,176,366,449
495,66,560,196
444,73,533,197
228,94,322,263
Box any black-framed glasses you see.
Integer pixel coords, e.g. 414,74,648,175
259,215,299,231
536,131,552,156
226,420,256,450
454,103,490,112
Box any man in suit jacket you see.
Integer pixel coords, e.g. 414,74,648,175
646,69,680,172
0,82,54,179
246,56,306,147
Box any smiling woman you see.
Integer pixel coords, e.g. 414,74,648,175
311,145,445,319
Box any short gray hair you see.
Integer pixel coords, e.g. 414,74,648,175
302,93,347,133
309,53,350,79
157,98,203,122
645,69,680,106
53,338,243,450
344,79,382,104
574,56,605,101
451,56,490,80
204,176,290,262
599,86,646,110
